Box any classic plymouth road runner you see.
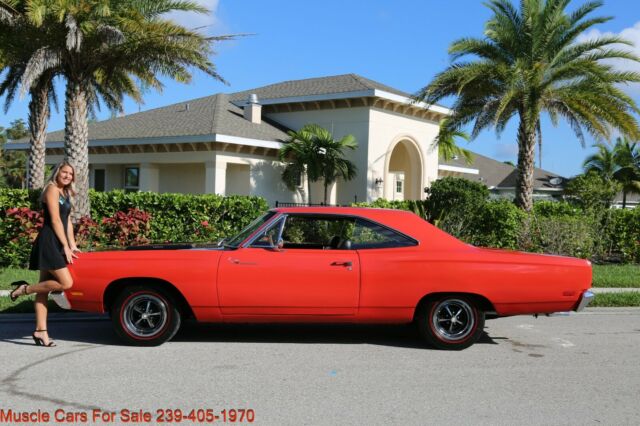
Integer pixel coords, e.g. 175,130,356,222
63,207,593,349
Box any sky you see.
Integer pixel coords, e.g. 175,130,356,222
2,0,640,178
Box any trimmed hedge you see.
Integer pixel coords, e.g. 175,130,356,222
0,189,268,267
355,178,640,263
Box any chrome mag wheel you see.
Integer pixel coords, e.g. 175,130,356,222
122,294,168,338
430,298,476,342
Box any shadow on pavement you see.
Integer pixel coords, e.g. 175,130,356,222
173,322,500,350
0,317,503,350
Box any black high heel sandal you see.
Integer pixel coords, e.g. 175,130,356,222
9,281,29,302
32,330,56,347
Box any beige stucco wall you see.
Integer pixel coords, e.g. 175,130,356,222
158,163,204,194
367,107,440,201
267,107,370,204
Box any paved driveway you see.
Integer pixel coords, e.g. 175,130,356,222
1,308,639,425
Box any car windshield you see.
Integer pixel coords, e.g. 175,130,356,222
224,211,277,248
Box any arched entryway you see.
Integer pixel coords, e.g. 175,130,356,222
384,137,423,201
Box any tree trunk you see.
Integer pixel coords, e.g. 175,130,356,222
515,118,536,211
28,84,50,189
622,191,627,209
64,78,90,220
306,168,312,205
323,180,329,205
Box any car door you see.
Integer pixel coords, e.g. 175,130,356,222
217,215,360,316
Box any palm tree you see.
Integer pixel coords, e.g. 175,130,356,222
280,126,323,203
583,143,617,181
416,0,640,211
280,124,358,204
0,0,56,189
310,125,358,204
19,0,232,218
436,118,474,164
613,137,640,208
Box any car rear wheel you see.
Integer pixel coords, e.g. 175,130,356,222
417,296,484,350
111,286,181,346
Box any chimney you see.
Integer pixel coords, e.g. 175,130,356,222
244,93,261,124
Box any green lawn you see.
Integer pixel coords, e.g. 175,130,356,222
0,268,39,290
590,292,640,307
0,294,63,313
591,264,640,288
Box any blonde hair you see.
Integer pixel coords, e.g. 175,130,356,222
41,162,77,202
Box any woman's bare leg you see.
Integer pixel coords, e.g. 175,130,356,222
34,271,53,346
26,267,74,294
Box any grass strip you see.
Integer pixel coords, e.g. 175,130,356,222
592,264,640,288
0,295,64,314
589,292,640,307
0,268,39,290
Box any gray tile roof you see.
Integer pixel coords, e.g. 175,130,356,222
10,74,418,145
13,93,290,144
229,73,411,102
441,151,566,190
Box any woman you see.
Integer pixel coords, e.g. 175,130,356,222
10,162,80,347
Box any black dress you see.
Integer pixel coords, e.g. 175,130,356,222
29,193,72,271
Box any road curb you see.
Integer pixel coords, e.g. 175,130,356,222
0,312,108,323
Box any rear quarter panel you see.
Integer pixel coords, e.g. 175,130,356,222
68,250,223,320
357,246,592,320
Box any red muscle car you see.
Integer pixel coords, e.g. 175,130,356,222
62,207,593,349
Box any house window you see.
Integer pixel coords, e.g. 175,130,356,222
94,169,105,192
124,167,139,192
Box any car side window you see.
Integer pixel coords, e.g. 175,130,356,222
281,215,355,250
351,219,417,249
249,218,284,248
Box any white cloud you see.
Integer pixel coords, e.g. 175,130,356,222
164,0,220,34
577,22,640,91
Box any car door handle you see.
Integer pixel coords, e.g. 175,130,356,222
228,258,256,265
331,261,352,267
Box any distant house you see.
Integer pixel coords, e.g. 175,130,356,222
7,73,567,205
439,151,566,201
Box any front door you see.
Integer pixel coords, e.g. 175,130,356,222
217,215,360,316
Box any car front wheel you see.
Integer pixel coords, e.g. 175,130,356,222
417,296,484,350
111,286,181,346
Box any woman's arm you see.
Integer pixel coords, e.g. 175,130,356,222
44,186,76,264
67,214,80,252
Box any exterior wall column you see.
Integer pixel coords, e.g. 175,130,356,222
205,156,227,195
214,159,227,195
139,163,159,192
205,161,216,194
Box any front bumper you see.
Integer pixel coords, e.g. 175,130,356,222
575,290,595,312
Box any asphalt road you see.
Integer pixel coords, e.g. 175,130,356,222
1,308,639,426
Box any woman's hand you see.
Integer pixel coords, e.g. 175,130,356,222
64,246,80,264
70,244,82,254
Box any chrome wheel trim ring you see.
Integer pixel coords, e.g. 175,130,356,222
431,299,475,342
123,294,168,338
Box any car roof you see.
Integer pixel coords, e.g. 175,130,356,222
271,206,464,249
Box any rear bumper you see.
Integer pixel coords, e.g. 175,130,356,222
575,290,594,312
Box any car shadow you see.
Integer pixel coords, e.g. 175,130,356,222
0,318,501,350
173,322,500,350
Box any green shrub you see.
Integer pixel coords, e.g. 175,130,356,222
608,208,640,263
520,214,599,258
532,200,582,217
471,199,526,249
425,177,489,222
0,189,268,267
